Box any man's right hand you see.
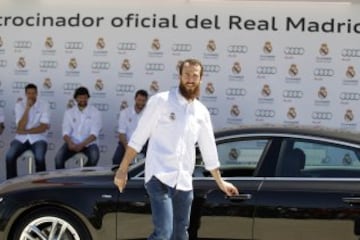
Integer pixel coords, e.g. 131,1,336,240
114,168,128,192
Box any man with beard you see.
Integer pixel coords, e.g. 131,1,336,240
112,89,148,165
6,83,50,179
114,59,239,240
55,86,102,169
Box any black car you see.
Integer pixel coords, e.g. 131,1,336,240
1,125,360,240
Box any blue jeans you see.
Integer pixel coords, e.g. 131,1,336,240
145,176,193,240
6,139,47,179
55,143,99,169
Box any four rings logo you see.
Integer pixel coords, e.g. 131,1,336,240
203,64,221,73
225,88,247,96
227,45,248,54
340,92,360,101
341,49,360,58
284,47,305,55
39,61,58,69
257,66,277,75
117,42,137,51
63,82,81,91
283,90,304,98
91,61,110,70
64,42,83,50
12,81,28,89
172,44,192,52
93,103,109,112
208,107,219,116
255,109,275,118
116,84,135,93
145,63,165,71
13,41,32,49
312,111,333,120
313,68,334,77
0,59,7,67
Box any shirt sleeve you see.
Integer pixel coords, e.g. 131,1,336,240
117,108,127,134
197,107,220,171
128,94,161,152
90,107,102,137
62,109,72,136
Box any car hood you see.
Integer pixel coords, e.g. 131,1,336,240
0,166,116,194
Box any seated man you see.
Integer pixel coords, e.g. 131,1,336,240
112,89,148,165
55,86,102,169
6,83,50,179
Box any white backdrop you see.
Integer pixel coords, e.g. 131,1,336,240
0,1,360,180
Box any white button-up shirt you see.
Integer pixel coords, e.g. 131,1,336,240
15,99,50,144
62,104,102,146
117,106,144,141
129,87,220,191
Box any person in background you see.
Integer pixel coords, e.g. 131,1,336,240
6,83,50,179
112,89,148,165
55,86,102,169
114,59,239,239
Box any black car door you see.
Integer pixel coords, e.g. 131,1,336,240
254,137,360,240
192,137,272,239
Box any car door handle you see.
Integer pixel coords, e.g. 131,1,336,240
226,193,252,201
342,197,360,204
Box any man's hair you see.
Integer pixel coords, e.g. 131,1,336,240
25,83,37,93
179,58,204,77
135,89,148,98
73,86,90,99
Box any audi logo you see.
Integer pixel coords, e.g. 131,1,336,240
39,61,58,69
0,59,7,67
48,101,56,110
312,111,333,120
283,90,304,98
64,42,83,50
117,42,137,51
172,43,192,52
339,92,360,101
13,41,32,48
203,64,221,73
341,48,360,58
313,68,334,77
284,47,305,55
116,84,135,93
145,63,165,71
0,100,6,108
256,66,277,75
255,109,275,118
91,61,111,70
227,45,248,54
208,107,219,116
63,83,81,91
12,81,28,89
225,88,247,96
93,103,109,112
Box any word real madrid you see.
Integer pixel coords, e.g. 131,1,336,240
2,13,360,33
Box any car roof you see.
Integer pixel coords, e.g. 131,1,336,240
214,125,360,145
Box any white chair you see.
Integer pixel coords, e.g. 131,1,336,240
20,150,35,174
66,153,87,168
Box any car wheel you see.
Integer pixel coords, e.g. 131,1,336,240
12,207,90,240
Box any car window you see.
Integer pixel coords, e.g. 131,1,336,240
276,138,360,178
215,139,268,177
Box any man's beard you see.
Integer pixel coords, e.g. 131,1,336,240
179,83,200,100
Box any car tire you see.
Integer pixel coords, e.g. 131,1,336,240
12,207,91,240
